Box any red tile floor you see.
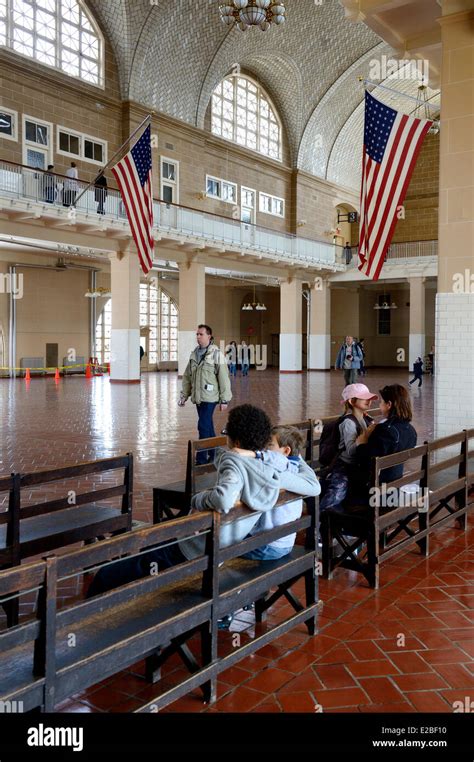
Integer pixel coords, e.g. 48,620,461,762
1,368,472,713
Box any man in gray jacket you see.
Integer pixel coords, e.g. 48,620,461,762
179,324,232,464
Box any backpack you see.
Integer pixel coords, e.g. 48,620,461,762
318,413,372,473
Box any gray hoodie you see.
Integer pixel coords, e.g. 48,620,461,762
179,449,320,560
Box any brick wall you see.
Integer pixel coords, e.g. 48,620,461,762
0,39,122,186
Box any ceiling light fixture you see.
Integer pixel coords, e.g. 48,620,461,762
219,1,286,32
85,286,112,298
242,283,267,311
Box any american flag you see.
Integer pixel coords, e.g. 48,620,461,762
358,92,432,280
112,124,154,275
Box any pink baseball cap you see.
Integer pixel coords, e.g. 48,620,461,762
342,383,378,402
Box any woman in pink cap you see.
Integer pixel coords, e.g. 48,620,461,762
319,383,378,512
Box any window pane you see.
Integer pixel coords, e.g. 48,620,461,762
93,142,103,162
26,120,38,141
0,112,12,136
162,185,173,204
162,161,175,181
36,39,55,66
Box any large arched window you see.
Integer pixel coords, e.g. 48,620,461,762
139,281,178,366
211,75,282,161
95,298,111,364
0,0,103,86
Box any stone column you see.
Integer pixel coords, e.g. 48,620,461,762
308,278,331,369
178,261,205,377
436,2,474,435
109,249,140,383
280,277,302,372
409,276,426,369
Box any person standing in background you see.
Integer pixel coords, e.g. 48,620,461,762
335,336,363,385
428,345,435,376
240,340,250,376
356,338,366,376
63,161,79,207
343,242,353,265
43,165,56,203
226,341,237,377
94,171,108,214
179,325,232,464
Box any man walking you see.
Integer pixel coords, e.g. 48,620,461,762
179,324,232,463
335,335,363,385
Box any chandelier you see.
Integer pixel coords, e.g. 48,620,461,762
415,84,440,135
85,287,112,298
374,294,398,310
242,284,267,311
219,1,286,32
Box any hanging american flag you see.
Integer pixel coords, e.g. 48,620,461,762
358,92,432,280
112,124,154,275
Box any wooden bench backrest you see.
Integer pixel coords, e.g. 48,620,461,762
188,437,228,495
0,474,20,568
425,431,468,515
466,428,474,489
19,453,133,520
0,502,318,713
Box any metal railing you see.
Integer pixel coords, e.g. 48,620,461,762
0,160,343,268
386,240,437,258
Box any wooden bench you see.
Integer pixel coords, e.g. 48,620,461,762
153,418,315,524
0,454,133,625
153,435,226,522
321,429,472,588
0,494,319,713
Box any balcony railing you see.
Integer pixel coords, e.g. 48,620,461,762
0,160,343,269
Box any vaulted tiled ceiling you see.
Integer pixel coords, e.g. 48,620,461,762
85,0,440,190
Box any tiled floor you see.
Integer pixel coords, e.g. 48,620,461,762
1,368,472,713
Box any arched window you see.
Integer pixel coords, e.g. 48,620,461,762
95,298,111,364
0,0,103,86
139,281,178,366
211,75,282,161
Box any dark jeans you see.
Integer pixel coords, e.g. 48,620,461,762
196,401,217,464
410,374,422,387
343,368,358,385
87,543,186,597
241,363,249,376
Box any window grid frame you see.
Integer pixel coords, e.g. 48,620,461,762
160,155,179,205
95,297,111,365
258,191,285,218
211,74,282,162
205,173,237,205
56,124,107,165
0,105,18,142
0,0,104,88
139,282,178,365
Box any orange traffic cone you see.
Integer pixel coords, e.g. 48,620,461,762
54,367,60,381
85,363,92,379
25,368,31,381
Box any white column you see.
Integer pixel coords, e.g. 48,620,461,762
280,277,302,372
109,249,140,383
308,278,331,369
409,277,426,369
436,3,474,436
178,261,205,377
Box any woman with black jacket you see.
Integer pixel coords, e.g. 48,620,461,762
354,384,417,495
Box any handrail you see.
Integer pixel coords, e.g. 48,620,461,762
0,158,336,248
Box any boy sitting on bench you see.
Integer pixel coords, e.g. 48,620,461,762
88,405,319,596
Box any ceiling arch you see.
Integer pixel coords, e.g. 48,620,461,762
83,0,381,169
